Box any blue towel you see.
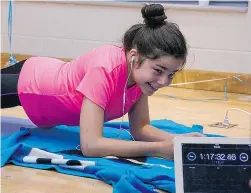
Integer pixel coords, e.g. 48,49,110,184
1,119,223,193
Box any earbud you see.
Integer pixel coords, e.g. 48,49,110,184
130,56,135,68
131,56,135,63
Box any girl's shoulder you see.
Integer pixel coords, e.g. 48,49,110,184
77,44,127,74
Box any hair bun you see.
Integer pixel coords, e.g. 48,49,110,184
141,4,167,28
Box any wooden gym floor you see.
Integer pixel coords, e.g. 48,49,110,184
1,87,251,193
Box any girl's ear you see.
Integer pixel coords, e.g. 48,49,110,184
128,49,140,67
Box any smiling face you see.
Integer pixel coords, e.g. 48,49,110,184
130,55,184,96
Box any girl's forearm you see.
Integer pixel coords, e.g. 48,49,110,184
131,124,175,142
81,137,161,158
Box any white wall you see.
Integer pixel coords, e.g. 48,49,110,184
1,1,251,73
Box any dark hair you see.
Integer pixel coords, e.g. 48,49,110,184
123,4,187,67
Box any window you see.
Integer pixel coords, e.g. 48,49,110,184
116,0,249,8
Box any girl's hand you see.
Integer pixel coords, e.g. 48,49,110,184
153,132,206,160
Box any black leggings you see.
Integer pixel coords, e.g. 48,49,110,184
1,60,26,108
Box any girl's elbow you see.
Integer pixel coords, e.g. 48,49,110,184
81,141,95,157
131,127,144,141
131,132,142,141
80,140,101,157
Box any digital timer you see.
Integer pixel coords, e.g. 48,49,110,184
183,146,250,166
199,153,237,161
180,142,251,193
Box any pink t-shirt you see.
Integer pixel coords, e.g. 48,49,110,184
18,45,142,127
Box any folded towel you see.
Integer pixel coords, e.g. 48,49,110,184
1,119,223,193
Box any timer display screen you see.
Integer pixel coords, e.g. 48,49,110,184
181,143,251,193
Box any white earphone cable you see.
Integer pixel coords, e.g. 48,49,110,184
117,58,136,141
